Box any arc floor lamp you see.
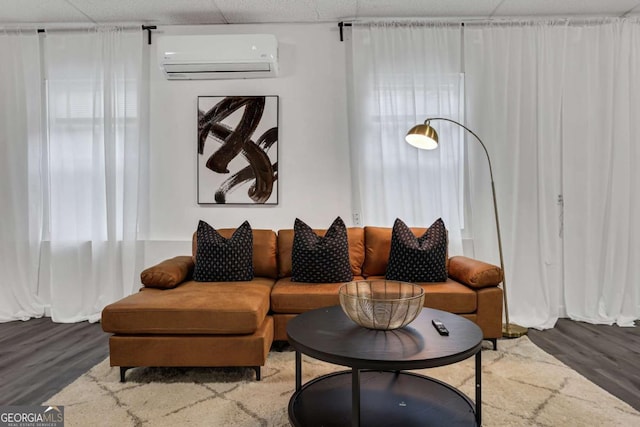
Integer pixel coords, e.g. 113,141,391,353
406,117,527,338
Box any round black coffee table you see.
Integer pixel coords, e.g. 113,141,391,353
287,305,483,427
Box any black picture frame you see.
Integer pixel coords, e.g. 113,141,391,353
197,95,279,205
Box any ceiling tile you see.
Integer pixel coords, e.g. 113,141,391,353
313,0,358,21
494,0,639,17
0,0,91,24
355,0,503,19
214,0,356,23
67,0,227,25
0,0,637,27
629,4,640,16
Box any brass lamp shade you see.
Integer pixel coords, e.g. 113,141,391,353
405,122,439,150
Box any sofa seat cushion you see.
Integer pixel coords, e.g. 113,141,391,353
421,279,477,313
270,277,365,313
102,278,274,335
366,276,477,314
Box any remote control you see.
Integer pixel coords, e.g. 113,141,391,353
432,319,449,336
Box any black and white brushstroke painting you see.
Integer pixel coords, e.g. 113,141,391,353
197,96,278,204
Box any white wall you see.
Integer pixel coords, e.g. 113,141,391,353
147,23,352,262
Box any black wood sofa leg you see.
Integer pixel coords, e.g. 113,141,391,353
488,338,497,351
253,366,261,381
120,367,132,383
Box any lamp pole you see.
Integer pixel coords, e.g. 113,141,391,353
406,117,527,338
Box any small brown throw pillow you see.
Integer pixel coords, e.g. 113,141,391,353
140,256,194,289
193,220,254,282
385,218,448,282
291,217,353,283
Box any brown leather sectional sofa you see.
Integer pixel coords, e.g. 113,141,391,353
102,225,503,382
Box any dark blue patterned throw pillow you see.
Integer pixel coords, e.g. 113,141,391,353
193,220,254,282
385,218,448,283
291,217,354,283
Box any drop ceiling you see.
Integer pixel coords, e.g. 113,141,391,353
1,0,639,27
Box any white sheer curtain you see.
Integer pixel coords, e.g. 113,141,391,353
40,28,149,322
0,31,46,321
561,20,640,326
465,18,640,328
347,22,465,255
0,28,148,323
464,22,566,329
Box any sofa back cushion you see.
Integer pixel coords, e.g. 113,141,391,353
192,228,278,279
278,227,364,278
363,225,449,277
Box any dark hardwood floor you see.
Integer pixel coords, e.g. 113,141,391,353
0,317,638,413
528,318,640,412
0,317,109,405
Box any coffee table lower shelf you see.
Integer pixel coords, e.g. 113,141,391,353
288,370,477,427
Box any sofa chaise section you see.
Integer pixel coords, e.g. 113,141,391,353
101,229,278,382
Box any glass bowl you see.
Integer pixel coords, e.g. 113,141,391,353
338,280,425,330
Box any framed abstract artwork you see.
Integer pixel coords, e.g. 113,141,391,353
197,96,279,204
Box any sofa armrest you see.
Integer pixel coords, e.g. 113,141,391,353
448,256,503,289
140,256,194,289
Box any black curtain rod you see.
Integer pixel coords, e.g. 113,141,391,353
142,25,157,45
337,21,464,42
35,25,156,44
338,21,352,42
337,16,636,41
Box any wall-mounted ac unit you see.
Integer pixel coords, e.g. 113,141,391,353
157,34,278,80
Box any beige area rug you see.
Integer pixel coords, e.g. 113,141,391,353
45,337,639,426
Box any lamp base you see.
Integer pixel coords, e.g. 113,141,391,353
502,323,528,338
